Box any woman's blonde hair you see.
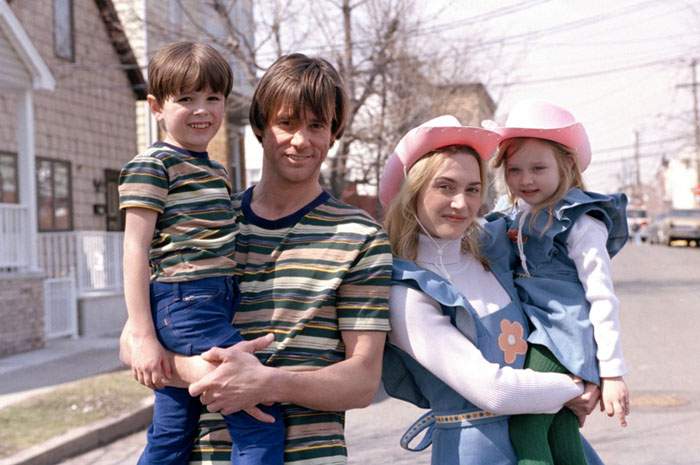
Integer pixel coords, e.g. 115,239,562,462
383,145,489,268
492,137,585,227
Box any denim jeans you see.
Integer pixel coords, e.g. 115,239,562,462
137,276,284,465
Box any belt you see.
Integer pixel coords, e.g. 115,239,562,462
400,410,505,452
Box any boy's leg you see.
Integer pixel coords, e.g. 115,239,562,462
224,405,285,465
138,387,202,465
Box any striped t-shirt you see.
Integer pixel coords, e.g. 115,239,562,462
118,142,237,282
190,187,392,465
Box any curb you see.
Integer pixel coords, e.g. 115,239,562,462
0,397,153,465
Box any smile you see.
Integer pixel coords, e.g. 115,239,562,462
189,122,211,129
285,153,311,161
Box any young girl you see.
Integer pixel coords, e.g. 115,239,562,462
491,100,630,465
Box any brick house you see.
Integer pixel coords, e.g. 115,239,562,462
0,0,145,356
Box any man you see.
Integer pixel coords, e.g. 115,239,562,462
121,53,392,465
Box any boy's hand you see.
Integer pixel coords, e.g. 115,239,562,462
565,382,600,427
131,333,173,390
600,376,630,427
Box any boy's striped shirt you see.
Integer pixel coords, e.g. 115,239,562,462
190,188,392,465
118,142,237,281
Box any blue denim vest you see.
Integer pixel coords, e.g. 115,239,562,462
513,189,628,384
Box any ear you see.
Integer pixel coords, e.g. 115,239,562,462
147,95,164,121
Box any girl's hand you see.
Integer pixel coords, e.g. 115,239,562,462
131,333,173,390
600,376,630,427
565,382,600,427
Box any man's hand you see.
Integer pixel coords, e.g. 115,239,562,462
189,334,276,416
130,332,172,389
565,382,600,427
601,376,630,427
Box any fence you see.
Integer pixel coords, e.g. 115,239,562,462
38,231,124,296
0,204,31,270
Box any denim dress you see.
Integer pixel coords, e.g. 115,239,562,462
513,189,628,384
382,219,605,465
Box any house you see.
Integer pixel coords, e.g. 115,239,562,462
112,0,254,191
0,0,145,356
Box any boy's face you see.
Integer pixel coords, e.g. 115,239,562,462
148,87,225,152
258,104,333,187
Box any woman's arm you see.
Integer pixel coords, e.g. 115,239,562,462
389,285,583,415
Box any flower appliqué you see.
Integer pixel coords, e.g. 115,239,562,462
497,319,527,364
507,228,527,244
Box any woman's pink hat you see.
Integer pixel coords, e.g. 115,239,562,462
378,115,500,208
491,100,592,172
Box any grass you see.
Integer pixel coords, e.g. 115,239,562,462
0,370,151,458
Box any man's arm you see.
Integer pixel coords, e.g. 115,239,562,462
189,330,386,415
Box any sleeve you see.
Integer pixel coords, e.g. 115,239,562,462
566,215,627,377
388,285,583,414
118,155,169,213
336,227,392,332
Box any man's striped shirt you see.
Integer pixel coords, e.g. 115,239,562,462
190,188,392,465
118,142,237,282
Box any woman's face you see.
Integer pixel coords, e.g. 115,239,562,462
416,152,483,240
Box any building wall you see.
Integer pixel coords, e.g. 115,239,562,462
3,0,139,231
0,273,44,356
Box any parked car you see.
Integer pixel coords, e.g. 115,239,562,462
626,207,649,242
648,209,700,246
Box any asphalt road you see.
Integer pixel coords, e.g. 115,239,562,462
60,242,700,465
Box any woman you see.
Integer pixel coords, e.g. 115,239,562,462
378,115,604,465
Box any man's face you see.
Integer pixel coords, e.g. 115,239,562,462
259,105,333,188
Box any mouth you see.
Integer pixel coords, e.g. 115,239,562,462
284,153,312,161
188,122,211,129
443,215,468,222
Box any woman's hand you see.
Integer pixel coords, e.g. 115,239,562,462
565,381,600,427
601,376,630,427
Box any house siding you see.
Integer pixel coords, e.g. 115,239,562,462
6,0,138,231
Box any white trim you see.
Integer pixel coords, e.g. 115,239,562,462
17,90,39,271
0,0,55,90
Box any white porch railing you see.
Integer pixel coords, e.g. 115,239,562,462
0,204,32,270
38,231,124,296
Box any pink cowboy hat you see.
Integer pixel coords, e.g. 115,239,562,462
378,115,500,208
493,100,592,172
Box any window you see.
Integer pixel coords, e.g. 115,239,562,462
53,0,74,61
37,158,73,231
0,152,19,203
104,169,124,231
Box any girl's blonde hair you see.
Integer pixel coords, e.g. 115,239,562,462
383,145,489,268
492,137,585,225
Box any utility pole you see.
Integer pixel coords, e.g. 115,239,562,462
678,59,700,189
634,130,641,204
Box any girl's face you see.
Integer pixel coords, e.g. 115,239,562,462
504,138,563,208
416,152,482,240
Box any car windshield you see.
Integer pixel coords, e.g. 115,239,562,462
628,209,647,218
671,209,700,217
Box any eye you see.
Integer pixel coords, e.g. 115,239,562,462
436,183,455,193
207,95,222,101
310,121,327,130
466,186,481,194
507,167,520,175
176,96,191,103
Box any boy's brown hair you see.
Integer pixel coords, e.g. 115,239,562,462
249,53,349,143
148,42,233,103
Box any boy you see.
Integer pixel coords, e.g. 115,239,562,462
118,41,283,465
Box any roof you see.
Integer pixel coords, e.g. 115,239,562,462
0,0,55,90
94,0,146,100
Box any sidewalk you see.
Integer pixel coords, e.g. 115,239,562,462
0,336,152,465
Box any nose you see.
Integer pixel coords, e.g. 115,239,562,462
290,127,311,148
450,193,467,210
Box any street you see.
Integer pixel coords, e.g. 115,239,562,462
60,243,700,465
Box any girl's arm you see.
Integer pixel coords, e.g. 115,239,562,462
567,215,629,426
123,208,173,389
389,285,583,415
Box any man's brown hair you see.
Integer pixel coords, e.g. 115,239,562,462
148,42,233,103
249,53,349,142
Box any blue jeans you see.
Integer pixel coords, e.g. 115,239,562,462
137,276,284,465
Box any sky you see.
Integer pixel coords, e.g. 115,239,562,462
423,0,700,193
246,0,700,195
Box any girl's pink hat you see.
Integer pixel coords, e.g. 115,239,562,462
378,115,500,208
491,100,592,172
